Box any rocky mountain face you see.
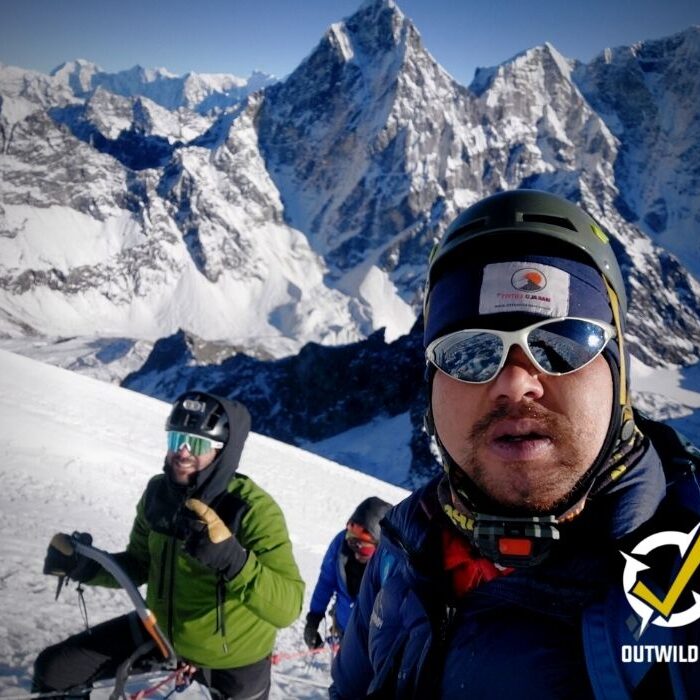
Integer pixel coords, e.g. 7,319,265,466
2,0,700,484
574,29,700,280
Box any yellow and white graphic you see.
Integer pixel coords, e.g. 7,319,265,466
621,523,700,636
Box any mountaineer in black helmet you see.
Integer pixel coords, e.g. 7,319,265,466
34,391,304,699
331,190,700,698
303,496,392,650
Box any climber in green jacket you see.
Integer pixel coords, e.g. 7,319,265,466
34,391,304,699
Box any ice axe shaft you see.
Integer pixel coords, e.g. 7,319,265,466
70,538,176,662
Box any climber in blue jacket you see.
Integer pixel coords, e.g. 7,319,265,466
303,496,392,648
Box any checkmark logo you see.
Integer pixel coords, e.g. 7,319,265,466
621,523,700,636
630,525,700,618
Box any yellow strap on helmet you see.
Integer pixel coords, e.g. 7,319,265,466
603,278,634,428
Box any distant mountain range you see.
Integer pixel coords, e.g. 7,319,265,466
1,0,699,485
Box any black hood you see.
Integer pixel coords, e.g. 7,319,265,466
349,497,393,541
164,395,251,505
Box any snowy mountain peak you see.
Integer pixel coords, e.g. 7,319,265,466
574,25,700,280
50,58,104,94
309,0,411,73
469,42,574,97
358,0,400,14
505,42,574,80
344,0,411,56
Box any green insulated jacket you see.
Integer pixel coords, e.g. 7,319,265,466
90,398,304,669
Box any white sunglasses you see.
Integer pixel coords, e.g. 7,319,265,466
426,317,616,384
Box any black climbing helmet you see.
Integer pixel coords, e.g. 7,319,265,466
348,497,393,542
424,189,627,323
166,391,229,443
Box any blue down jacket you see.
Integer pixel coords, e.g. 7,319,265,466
309,530,356,632
331,438,700,699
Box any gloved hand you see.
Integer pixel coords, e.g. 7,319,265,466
43,532,99,582
183,499,248,581
304,611,324,649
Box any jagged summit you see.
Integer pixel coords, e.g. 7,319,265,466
294,0,413,78
358,0,401,14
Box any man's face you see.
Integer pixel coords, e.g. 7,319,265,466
167,445,219,485
432,344,613,513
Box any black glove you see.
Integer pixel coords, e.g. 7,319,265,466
304,611,324,649
183,499,248,581
43,532,100,582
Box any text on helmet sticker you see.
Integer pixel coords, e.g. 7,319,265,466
479,262,570,317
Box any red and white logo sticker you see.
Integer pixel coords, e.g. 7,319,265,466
479,261,570,317
511,268,547,292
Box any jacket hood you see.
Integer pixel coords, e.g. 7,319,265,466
349,496,393,542
164,395,251,504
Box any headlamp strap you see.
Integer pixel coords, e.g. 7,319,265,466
472,513,560,568
437,475,561,568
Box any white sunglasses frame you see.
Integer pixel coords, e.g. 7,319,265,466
425,316,617,384
166,430,224,454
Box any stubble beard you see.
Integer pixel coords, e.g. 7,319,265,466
168,453,198,486
454,403,595,514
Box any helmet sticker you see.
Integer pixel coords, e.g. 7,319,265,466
479,261,570,317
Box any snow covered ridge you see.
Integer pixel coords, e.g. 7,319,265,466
0,348,407,697
26,58,277,114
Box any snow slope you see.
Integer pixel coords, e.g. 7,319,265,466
0,349,407,697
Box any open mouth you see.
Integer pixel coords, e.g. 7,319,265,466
496,431,549,443
172,457,196,472
488,420,554,457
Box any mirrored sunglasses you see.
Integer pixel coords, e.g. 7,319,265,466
166,430,224,457
426,317,616,384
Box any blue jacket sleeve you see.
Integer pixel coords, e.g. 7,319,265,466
330,540,385,698
309,530,345,616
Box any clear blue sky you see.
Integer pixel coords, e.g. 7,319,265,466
1,0,698,86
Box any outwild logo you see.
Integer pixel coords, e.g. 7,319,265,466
511,268,547,292
621,523,700,636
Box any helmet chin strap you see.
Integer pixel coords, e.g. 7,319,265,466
603,278,635,441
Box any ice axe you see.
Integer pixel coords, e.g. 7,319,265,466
54,533,176,662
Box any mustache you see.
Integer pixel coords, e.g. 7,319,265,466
470,402,566,441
